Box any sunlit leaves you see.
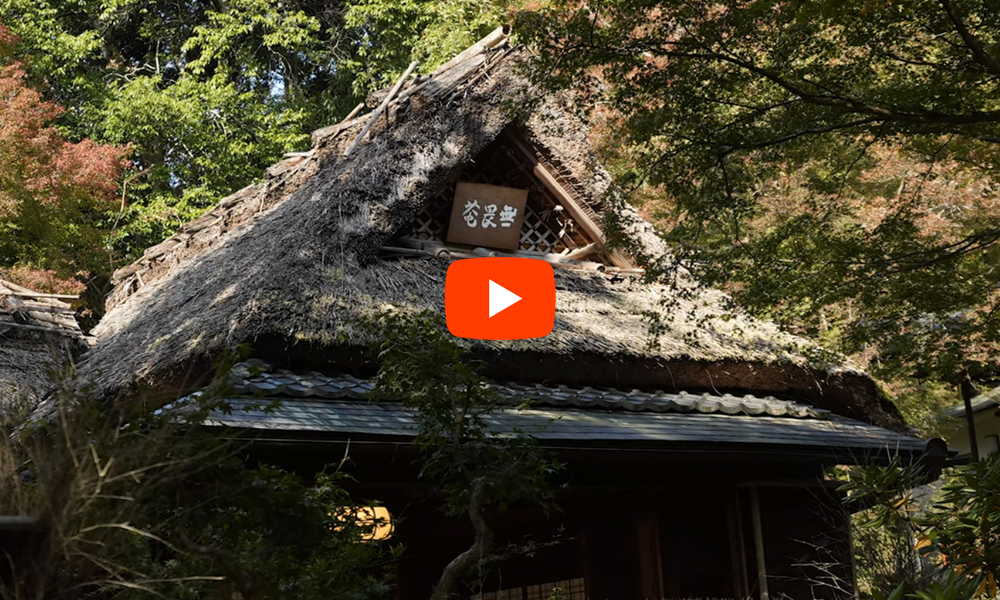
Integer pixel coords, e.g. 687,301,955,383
182,0,322,83
1,0,505,319
0,34,127,290
344,0,508,93
519,0,1000,381
841,454,1000,598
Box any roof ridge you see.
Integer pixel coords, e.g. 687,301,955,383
0,279,82,337
105,29,518,311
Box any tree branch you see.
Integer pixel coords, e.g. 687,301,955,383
587,37,1000,126
937,0,1000,75
714,116,884,156
699,51,1000,125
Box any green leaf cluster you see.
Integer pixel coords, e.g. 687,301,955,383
841,453,1000,599
0,0,507,318
368,310,559,516
343,0,508,93
1,368,391,600
518,0,1000,383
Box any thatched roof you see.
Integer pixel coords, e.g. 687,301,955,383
943,384,1000,418
0,280,84,412
80,29,906,430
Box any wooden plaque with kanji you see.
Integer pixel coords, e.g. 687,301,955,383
446,181,528,250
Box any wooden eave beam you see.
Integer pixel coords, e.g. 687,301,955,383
0,516,40,532
380,240,645,275
501,128,635,269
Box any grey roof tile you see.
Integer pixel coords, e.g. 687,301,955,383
193,395,927,453
191,363,932,452
227,362,832,420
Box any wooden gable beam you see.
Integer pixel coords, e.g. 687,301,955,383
501,128,635,269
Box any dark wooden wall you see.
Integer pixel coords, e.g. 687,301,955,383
753,485,855,600
247,437,858,600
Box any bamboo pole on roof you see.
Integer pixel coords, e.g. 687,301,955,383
5,291,78,300
344,61,419,158
0,322,72,334
15,304,76,315
342,102,365,123
434,25,510,74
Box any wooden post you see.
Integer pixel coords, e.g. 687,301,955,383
634,509,664,600
749,486,770,600
845,507,861,600
727,492,750,599
962,376,980,461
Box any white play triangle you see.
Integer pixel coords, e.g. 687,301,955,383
488,279,521,318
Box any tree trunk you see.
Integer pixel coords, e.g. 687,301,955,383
962,376,980,461
431,479,493,600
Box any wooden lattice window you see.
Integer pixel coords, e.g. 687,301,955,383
472,578,586,600
401,139,592,254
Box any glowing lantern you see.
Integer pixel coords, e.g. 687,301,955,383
334,506,393,541
356,506,393,541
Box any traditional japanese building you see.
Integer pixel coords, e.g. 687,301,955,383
78,28,947,600
941,385,1000,457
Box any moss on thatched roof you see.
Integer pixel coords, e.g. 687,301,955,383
80,30,906,430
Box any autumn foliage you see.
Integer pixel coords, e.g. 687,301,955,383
0,24,126,293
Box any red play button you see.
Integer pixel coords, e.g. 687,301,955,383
445,257,555,340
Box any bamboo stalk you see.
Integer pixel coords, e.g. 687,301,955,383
13,310,75,328
18,304,77,314
309,112,373,147
380,245,609,271
0,321,73,334
344,61,419,158
390,237,645,274
564,243,598,260
5,291,78,300
434,26,510,75
342,102,365,123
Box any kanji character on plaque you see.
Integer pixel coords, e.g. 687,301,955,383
462,200,480,228
447,181,527,250
481,203,498,228
499,205,518,228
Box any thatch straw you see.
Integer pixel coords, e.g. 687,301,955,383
1,280,85,411
79,36,906,430
0,334,75,413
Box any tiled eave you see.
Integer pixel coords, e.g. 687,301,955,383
174,362,935,454
229,363,831,419
200,397,928,453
